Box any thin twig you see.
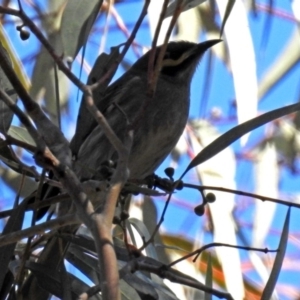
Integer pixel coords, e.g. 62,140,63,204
150,0,185,94
15,170,45,288
0,214,79,247
53,63,61,129
29,194,69,213
83,91,125,157
122,258,234,300
147,0,170,91
89,0,150,92
5,134,37,153
91,128,133,300
184,183,300,209
131,0,183,131
168,242,277,268
138,180,182,252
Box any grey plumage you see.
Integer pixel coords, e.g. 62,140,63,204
71,40,221,181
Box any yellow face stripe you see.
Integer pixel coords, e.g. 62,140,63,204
161,47,196,68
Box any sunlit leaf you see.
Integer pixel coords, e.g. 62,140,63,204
0,24,30,90
0,42,17,134
60,0,103,60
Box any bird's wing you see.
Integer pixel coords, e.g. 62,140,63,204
73,76,143,180
70,72,138,157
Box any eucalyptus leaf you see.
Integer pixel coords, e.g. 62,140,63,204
0,42,17,134
182,102,300,178
60,0,103,61
127,218,158,260
29,32,69,125
7,125,36,147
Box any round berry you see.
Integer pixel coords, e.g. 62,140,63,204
20,28,30,41
194,204,205,216
164,167,174,178
205,192,216,203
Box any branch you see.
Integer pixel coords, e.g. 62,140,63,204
184,183,300,209
89,0,150,92
0,194,69,219
168,242,277,267
120,257,234,300
0,214,78,247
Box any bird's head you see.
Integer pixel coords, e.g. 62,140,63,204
132,39,221,82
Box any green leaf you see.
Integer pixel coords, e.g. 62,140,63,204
7,126,36,147
29,33,69,125
0,42,17,134
60,0,103,60
181,102,300,178
0,25,30,91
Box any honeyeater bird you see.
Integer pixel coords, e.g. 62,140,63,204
71,39,221,182
23,39,221,299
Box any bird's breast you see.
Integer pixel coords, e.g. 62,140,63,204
127,80,190,178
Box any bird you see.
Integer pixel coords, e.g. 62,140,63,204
71,39,221,182
22,39,221,299
33,39,222,210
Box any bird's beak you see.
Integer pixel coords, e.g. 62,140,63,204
196,39,222,54
162,39,222,68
